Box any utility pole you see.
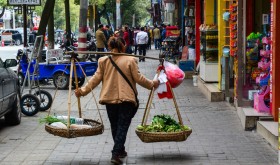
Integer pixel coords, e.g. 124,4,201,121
116,0,121,29
78,0,88,59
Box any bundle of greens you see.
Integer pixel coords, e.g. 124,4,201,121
39,116,66,125
137,114,190,132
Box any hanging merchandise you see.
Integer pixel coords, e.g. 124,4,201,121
223,12,230,21
253,34,271,114
229,3,238,57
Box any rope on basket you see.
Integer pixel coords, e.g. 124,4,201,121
46,56,103,129
141,66,184,129
47,64,69,116
75,59,104,126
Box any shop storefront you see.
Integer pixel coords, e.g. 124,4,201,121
219,0,279,122
197,0,219,82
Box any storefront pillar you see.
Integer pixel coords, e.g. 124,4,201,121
272,0,280,121
204,0,215,24
195,0,201,65
236,0,244,106
217,0,226,90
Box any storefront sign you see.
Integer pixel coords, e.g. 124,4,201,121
1,33,12,41
8,0,41,6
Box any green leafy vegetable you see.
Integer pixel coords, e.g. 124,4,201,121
39,116,66,125
137,114,190,132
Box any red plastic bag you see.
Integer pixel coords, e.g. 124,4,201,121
164,61,185,88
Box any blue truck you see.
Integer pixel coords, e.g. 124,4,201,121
18,49,97,89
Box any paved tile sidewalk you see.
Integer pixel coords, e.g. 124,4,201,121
0,48,278,165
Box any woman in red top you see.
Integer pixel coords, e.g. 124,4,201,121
122,26,133,54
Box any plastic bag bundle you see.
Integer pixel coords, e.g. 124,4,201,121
164,61,185,88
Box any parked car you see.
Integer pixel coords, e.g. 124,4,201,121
0,58,21,125
0,29,23,45
16,27,31,43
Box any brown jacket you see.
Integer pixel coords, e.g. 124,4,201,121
78,55,154,106
153,27,161,39
95,29,106,48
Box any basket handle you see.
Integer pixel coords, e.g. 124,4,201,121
141,87,155,126
67,59,75,129
167,82,184,126
141,80,184,128
75,59,104,126
73,63,82,118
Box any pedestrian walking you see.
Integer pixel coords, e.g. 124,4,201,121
153,25,161,50
95,24,107,61
161,24,167,41
133,27,140,55
146,26,152,50
136,27,148,62
74,37,159,165
123,26,132,54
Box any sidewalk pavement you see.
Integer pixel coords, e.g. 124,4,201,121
0,47,278,165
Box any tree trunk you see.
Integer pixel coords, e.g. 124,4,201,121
94,4,98,32
48,11,55,49
103,4,111,26
37,0,55,62
88,5,94,30
65,0,71,46
0,7,5,18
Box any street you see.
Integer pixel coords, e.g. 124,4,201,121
0,46,278,165
0,45,22,60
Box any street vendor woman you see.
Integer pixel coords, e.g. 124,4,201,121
74,37,159,165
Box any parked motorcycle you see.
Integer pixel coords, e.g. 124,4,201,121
85,36,97,62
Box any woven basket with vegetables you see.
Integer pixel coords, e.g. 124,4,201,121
43,116,103,138
136,81,192,143
136,114,192,143
43,58,104,138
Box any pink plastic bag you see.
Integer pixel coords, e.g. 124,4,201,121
164,61,185,88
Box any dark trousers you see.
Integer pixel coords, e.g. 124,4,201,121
154,39,161,49
96,48,104,61
138,44,146,61
126,46,133,54
134,45,138,55
106,102,137,156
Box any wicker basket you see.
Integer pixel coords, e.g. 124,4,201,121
45,119,104,138
136,81,192,143
135,129,192,143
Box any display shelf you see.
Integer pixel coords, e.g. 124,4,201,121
200,30,218,64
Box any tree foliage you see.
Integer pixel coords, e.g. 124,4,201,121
97,0,150,27
34,0,79,32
